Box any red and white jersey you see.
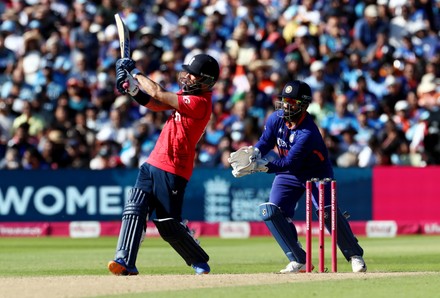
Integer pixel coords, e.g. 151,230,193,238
147,90,212,180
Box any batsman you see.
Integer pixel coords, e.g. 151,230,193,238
108,53,220,275
228,80,367,273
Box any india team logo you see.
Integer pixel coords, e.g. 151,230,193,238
289,134,295,143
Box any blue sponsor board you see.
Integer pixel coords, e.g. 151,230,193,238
0,168,372,222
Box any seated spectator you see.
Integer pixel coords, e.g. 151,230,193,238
307,89,334,124
354,107,379,147
0,31,16,86
0,146,21,169
417,78,440,111
319,14,351,62
346,75,380,112
22,147,50,170
304,60,326,93
377,119,410,165
336,125,363,168
365,61,387,100
381,75,407,117
352,4,388,55
12,101,46,138
392,100,412,133
8,122,38,160
320,94,359,141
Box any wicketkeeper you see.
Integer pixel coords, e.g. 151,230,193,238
228,80,367,273
108,53,219,275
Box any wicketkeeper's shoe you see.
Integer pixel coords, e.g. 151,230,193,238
108,259,139,276
350,255,367,272
279,261,314,273
192,262,210,275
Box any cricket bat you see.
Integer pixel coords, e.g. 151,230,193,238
114,13,130,89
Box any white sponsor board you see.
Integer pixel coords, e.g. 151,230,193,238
424,223,440,234
219,222,251,238
69,221,101,238
366,220,397,237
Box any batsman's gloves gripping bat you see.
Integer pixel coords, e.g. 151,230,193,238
116,58,140,95
228,146,268,178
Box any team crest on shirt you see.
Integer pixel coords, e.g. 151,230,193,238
183,96,191,104
289,134,295,143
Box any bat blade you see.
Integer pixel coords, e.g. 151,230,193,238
114,13,130,59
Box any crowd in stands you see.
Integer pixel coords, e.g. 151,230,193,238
0,0,439,171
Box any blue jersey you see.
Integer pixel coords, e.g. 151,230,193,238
255,112,333,185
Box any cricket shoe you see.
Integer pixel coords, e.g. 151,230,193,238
350,255,367,272
192,262,210,275
108,259,139,276
279,261,314,273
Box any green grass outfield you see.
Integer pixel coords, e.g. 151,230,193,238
1,235,439,297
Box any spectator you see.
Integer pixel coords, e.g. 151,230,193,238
284,25,317,66
319,14,350,62
417,77,440,111
7,122,38,160
336,125,363,168
69,13,99,70
22,147,50,170
11,101,46,138
283,51,308,82
392,100,412,133
1,20,23,57
0,146,21,169
365,60,387,100
320,94,359,141
365,26,395,65
355,106,378,147
346,75,380,112
0,100,13,142
225,22,257,67
352,5,388,55
377,119,409,165
307,89,334,124
304,60,326,93
1,67,34,103
0,31,16,86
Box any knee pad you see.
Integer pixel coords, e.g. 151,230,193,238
153,218,209,266
115,188,149,267
259,203,306,263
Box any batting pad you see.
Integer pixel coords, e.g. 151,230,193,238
153,218,209,266
321,206,364,261
115,188,148,267
259,203,306,263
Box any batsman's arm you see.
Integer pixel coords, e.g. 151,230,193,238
130,90,173,112
133,72,178,110
124,72,173,111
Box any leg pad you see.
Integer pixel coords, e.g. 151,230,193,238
153,218,209,266
259,202,306,263
115,188,148,268
320,206,364,261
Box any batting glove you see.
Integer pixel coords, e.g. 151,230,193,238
116,58,136,72
115,58,136,93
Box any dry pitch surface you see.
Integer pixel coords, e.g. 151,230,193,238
1,272,435,298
